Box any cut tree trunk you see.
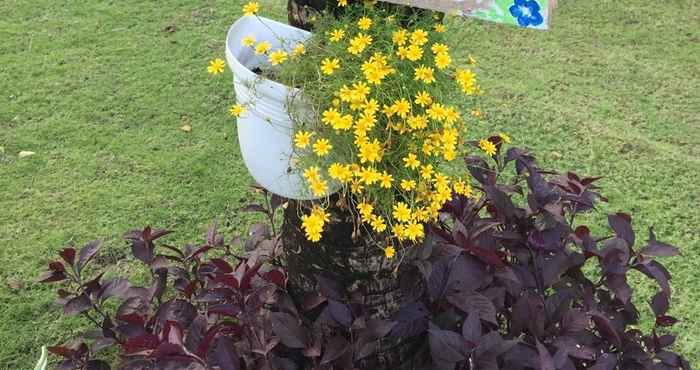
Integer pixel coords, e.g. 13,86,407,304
282,197,420,370
283,2,437,368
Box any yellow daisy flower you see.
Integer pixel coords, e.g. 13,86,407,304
207,58,225,74
229,104,246,117
241,35,256,47
431,43,449,55
410,29,429,46
309,179,328,197
347,33,373,55
242,2,260,16
357,202,374,219
303,166,321,182
434,23,446,33
384,245,396,259
268,50,288,65
435,52,451,70
499,133,512,144
392,202,412,223
400,179,416,191
371,215,387,233
414,66,435,84
329,29,346,42
321,58,340,75
403,153,421,169
254,41,271,55
292,43,306,57
479,139,497,157
379,172,394,189
414,91,433,107
405,222,425,241
420,164,434,180
392,29,408,45
393,98,411,118
294,131,313,148
406,44,423,61
312,138,332,157
358,16,373,30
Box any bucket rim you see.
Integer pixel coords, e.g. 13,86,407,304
225,15,311,94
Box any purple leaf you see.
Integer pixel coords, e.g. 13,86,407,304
59,248,76,266
365,319,396,340
270,312,306,348
77,240,102,273
98,278,131,302
427,259,450,301
85,360,111,370
210,258,233,273
320,336,349,365
242,204,267,214
64,293,92,315
47,346,75,358
428,327,467,364
263,269,286,288
536,340,555,370
208,304,241,318
37,270,67,283
562,309,590,334
328,299,353,328
302,293,327,311
446,290,497,324
640,228,680,257
391,302,429,338
155,299,197,329
650,291,670,317
608,213,635,247
589,353,618,370
604,274,632,304
591,313,621,348
656,315,678,327
461,312,481,344
465,155,496,185
214,336,240,370
315,273,344,301
634,260,671,295
206,222,224,247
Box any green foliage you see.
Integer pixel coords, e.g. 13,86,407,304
0,0,697,368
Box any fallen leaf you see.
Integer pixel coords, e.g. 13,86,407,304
180,124,192,133
18,151,35,158
7,278,23,291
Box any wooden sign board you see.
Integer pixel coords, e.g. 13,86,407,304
381,0,556,30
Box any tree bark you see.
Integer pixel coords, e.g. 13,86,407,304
282,198,420,369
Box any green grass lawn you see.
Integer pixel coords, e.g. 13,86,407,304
0,0,698,368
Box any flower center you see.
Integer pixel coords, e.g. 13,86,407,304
520,5,532,18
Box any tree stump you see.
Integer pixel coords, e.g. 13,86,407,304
283,2,438,368
282,198,420,369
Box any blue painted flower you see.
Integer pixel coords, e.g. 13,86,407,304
509,0,544,28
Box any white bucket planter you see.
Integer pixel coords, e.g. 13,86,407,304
225,16,331,200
